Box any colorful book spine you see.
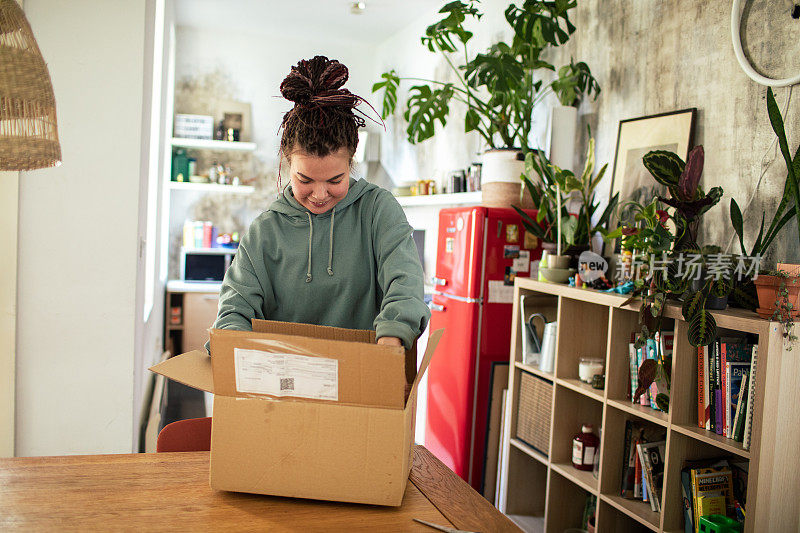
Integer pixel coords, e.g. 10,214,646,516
708,343,715,433
637,346,649,406
647,338,658,410
714,340,723,435
681,468,695,533
697,346,705,429
629,341,638,402
721,343,728,437
743,346,758,450
727,362,749,439
732,372,749,442
637,443,656,511
703,345,710,430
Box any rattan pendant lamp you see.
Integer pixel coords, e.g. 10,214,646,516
0,0,61,171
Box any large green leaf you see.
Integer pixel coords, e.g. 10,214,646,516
729,198,746,254
767,87,800,249
688,310,717,347
464,44,525,93
371,70,400,120
642,150,685,188
682,290,706,321
421,1,480,52
403,84,454,144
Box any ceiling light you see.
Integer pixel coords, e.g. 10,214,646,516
350,1,366,15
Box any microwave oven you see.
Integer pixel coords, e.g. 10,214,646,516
180,248,235,282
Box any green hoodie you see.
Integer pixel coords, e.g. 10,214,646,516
210,177,430,349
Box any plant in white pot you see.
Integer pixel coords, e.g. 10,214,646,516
372,0,599,206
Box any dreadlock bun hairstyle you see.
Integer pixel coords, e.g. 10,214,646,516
279,56,366,161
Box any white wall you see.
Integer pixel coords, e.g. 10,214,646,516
175,26,379,168
15,0,147,456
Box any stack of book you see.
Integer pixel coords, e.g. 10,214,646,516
620,421,667,512
681,459,747,533
628,332,673,411
696,337,758,449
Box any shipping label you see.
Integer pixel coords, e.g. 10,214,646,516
234,348,338,401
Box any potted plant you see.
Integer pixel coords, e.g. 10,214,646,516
371,0,599,202
729,88,800,318
514,134,618,264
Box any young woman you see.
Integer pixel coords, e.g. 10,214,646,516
209,56,429,349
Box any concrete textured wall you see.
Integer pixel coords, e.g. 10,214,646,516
373,0,800,264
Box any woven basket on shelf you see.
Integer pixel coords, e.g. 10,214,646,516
515,370,553,455
0,0,61,171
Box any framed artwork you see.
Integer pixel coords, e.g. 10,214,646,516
607,108,697,252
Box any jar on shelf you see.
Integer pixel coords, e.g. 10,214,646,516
572,424,599,471
578,357,605,384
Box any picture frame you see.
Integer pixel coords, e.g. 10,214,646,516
606,108,697,253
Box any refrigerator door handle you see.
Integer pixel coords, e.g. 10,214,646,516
434,292,481,304
431,276,448,287
428,302,446,312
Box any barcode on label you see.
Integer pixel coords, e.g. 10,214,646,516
280,377,295,392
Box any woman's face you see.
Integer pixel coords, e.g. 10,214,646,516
289,147,351,214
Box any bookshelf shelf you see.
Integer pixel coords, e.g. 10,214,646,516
670,424,750,459
510,438,549,466
607,399,670,428
601,494,660,531
556,378,604,402
550,462,599,494
498,277,794,533
514,361,554,382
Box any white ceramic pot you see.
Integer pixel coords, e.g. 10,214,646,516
548,105,578,172
481,148,524,186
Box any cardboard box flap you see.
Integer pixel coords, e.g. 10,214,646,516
408,328,444,404
210,328,406,408
252,319,375,344
148,350,214,393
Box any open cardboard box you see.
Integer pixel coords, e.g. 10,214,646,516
150,319,442,506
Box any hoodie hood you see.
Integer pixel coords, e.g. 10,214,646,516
268,177,372,219
267,177,374,283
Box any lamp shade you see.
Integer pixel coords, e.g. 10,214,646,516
0,0,61,171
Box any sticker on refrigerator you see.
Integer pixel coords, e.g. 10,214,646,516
445,237,454,253
504,266,516,286
503,245,520,259
506,224,519,243
233,348,338,401
487,280,514,304
524,230,538,249
513,250,530,273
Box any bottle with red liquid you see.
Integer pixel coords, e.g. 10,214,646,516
572,424,599,471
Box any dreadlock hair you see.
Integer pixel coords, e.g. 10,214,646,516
279,55,366,163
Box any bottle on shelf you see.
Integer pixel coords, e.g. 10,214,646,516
572,424,599,471
209,161,218,183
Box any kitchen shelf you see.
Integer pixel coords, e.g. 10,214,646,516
171,137,257,151
670,424,750,459
549,462,599,494
514,361,554,382
510,438,548,466
607,399,669,427
167,181,254,194
395,191,481,207
556,378,604,403
600,494,660,531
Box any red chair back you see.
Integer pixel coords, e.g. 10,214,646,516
156,417,212,452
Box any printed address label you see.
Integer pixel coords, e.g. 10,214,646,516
234,348,338,401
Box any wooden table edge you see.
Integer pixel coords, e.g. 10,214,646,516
410,445,522,533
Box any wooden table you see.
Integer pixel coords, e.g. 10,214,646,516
0,445,520,532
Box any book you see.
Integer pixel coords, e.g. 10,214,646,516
691,465,735,533
714,339,723,435
708,342,716,433
703,345,710,430
637,346,649,406
636,443,655,511
727,362,750,439
621,420,636,497
721,342,728,437
697,346,705,429
681,467,695,533
721,339,753,438
629,338,638,402
646,338,659,410
743,345,758,450
732,372,749,442
639,440,666,513
697,492,727,517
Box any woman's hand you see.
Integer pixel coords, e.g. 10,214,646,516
377,336,402,347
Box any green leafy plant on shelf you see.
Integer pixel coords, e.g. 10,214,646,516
371,0,600,152
512,134,618,249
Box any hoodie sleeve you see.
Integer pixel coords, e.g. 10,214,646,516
204,224,269,352
371,190,431,349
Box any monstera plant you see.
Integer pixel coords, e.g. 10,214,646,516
372,0,599,152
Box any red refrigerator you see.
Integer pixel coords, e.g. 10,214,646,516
425,206,541,492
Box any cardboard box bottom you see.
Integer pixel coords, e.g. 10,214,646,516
209,394,417,506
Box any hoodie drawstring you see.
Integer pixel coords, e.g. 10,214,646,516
327,207,335,276
305,207,336,282
305,212,313,283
